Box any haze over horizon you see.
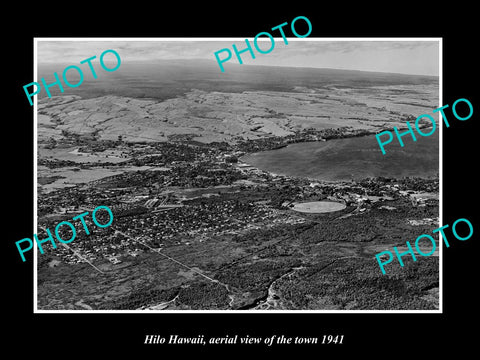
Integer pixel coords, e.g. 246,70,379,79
37,39,440,76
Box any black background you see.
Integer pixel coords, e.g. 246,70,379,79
5,4,478,356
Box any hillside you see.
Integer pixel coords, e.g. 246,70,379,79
38,59,438,101
37,63,438,144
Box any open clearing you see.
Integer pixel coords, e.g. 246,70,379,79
292,201,346,213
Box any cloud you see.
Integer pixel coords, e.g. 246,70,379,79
36,39,439,75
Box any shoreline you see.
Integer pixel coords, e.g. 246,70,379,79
239,134,439,183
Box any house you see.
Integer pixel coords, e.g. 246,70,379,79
107,256,122,264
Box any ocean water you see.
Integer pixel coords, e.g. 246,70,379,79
241,132,439,181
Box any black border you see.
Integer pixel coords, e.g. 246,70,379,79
6,5,478,355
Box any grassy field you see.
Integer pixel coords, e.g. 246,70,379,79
292,201,347,213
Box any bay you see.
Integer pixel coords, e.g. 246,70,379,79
241,132,439,181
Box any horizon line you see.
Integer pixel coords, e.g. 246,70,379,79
38,59,439,77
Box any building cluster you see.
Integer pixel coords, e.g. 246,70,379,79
40,196,302,265
37,134,439,266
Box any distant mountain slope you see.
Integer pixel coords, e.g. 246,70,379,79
36,60,438,144
37,59,438,101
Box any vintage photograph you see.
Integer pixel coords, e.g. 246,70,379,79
35,39,440,311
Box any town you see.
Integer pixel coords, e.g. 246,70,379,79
37,129,438,271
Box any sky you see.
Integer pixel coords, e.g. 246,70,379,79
36,39,440,76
